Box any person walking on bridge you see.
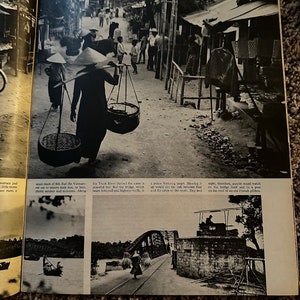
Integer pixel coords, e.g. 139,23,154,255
130,250,143,279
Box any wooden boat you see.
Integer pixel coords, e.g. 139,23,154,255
0,261,10,270
42,256,63,277
43,267,63,277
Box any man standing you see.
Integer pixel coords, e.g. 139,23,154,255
147,28,158,71
98,10,104,27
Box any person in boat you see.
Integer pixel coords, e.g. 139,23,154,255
70,47,119,164
56,261,63,272
43,256,52,272
130,250,143,279
45,53,66,110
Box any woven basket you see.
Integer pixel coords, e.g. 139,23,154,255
107,102,140,134
38,133,81,167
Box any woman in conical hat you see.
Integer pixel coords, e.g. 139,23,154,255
130,250,142,279
45,52,66,109
74,47,108,66
70,47,119,164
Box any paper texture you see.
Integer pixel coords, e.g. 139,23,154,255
0,0,298,297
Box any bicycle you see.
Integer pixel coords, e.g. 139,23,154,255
0,68,8,93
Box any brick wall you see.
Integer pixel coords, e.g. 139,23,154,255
176,236,246,279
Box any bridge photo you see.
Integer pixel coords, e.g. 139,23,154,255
91,194,266,295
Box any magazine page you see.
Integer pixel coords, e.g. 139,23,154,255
22,0,298,296
0,0,36,297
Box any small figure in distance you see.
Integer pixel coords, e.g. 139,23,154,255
206,214,214,225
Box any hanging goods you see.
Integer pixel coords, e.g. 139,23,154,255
38,85,81,167
107,65,140,134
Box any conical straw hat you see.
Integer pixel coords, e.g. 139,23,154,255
74,47,108,66
47,52,66,64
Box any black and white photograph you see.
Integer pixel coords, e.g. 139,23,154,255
0,0,36,178
27,0,290,179
22,195,85,294
0,195,24,297
90,195,266,295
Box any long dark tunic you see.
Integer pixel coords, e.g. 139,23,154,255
71,65,119,161
130,255,143,276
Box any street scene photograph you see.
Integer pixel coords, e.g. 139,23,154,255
27,0,290,179
0,0,36,178
90,194,265,295
22,195,85,294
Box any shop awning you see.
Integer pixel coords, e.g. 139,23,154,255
210,1,279,25
182,0,236,27
183,0,279,28
0,8,9,15
229,3,279,21
0,3,17,10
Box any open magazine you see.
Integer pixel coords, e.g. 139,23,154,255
0,0,298,297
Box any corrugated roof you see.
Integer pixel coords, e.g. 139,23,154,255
0,3,17,10
183,0,236,27
183,0,279,28
0,8,9,15
229,2,278,21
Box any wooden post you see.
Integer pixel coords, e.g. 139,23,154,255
164,0,176,89
180,76,186,106
159,0,167,80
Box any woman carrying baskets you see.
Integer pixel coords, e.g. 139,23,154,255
45,53,66,110
70,47,119,164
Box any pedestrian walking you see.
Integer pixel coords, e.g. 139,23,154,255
98,10,104,27
138,33,147,64
70,48,119,164
45,52,66,110
147,28,158,71
117,36,127,64
130,250,143,279
130,39,138,74
105,11,110,25
113,23,121,54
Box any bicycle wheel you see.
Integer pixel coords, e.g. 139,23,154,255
0,71,6,93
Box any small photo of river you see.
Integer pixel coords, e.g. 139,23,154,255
22,195,85,294
0,256,22,297
22,257,84,294
0,195,24,297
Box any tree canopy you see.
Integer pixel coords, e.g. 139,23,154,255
229,195,263,250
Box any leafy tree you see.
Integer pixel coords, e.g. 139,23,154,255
229,195,263,250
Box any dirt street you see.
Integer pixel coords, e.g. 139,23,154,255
28,14,260,179
0,66,33,178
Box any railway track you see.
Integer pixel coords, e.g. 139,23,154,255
105,254,170,295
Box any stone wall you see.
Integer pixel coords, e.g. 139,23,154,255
176,236,246,279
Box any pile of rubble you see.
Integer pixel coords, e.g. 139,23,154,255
190,115,288,177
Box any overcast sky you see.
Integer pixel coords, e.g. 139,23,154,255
24,195,85,240
0,194,24,212
92,195,243,242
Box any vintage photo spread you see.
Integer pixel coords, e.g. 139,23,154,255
0,0,299,297
0,0,36,296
